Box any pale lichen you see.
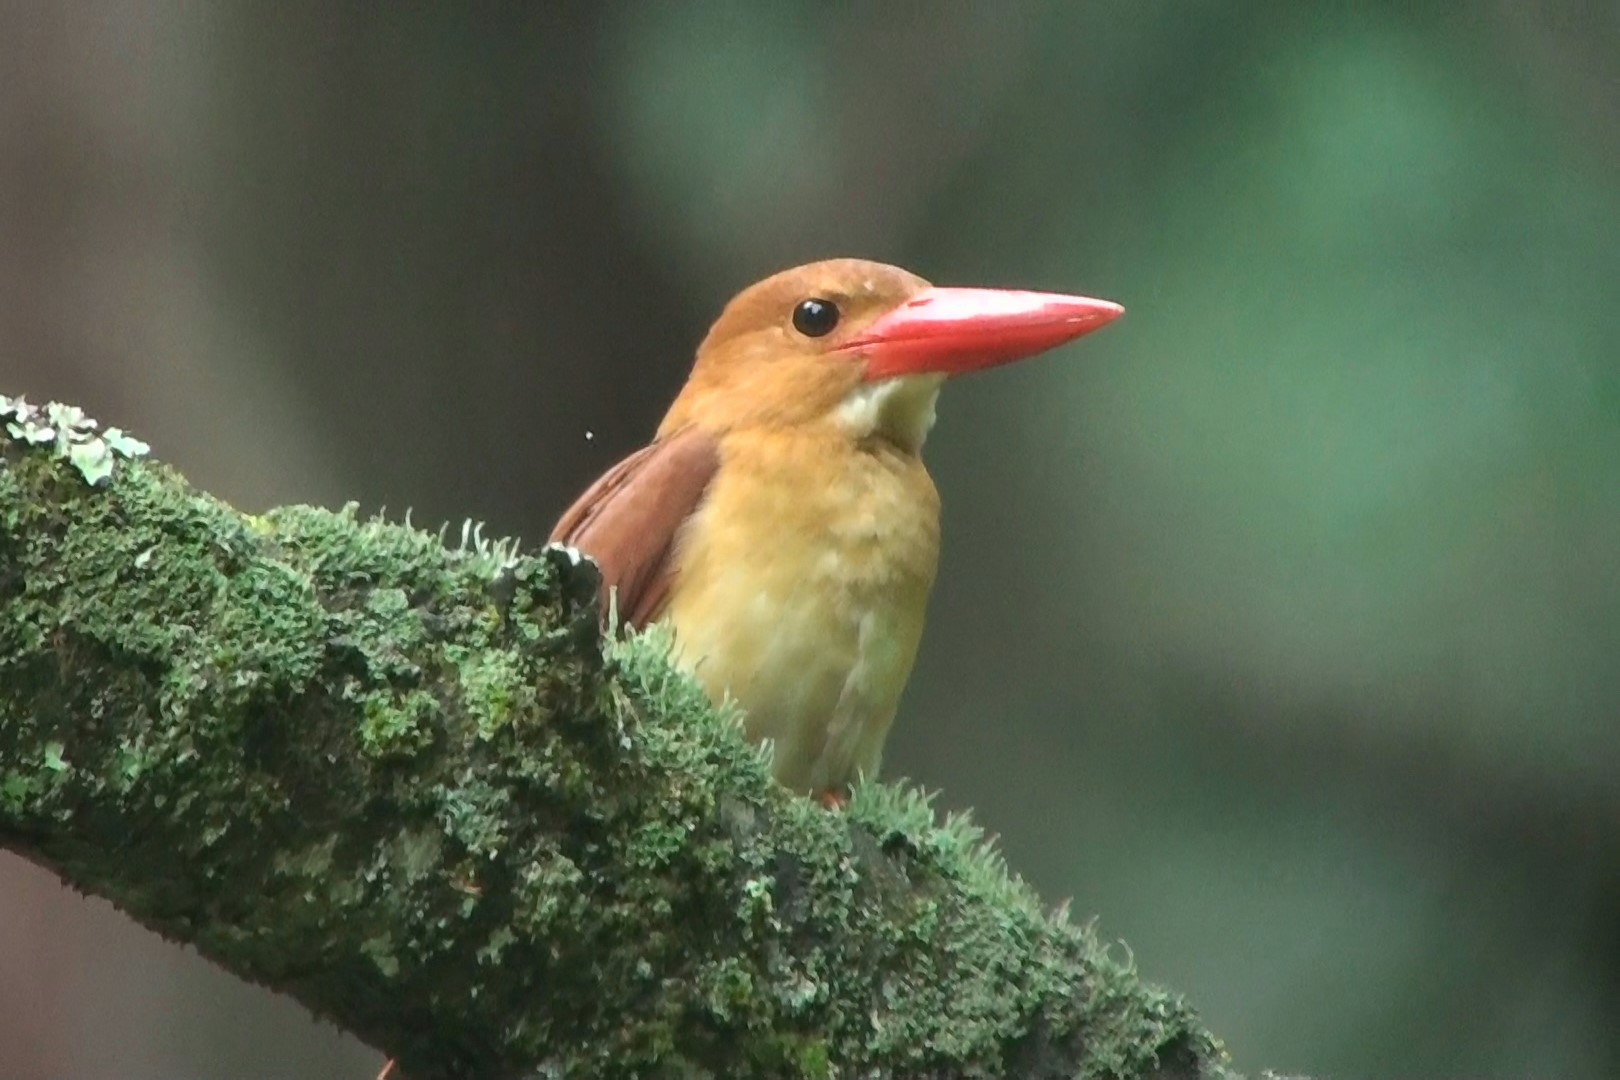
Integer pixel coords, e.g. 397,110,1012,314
1,395,149,486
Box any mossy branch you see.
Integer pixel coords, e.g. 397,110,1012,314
0,397,1227,1080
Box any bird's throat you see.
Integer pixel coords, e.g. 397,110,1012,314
834,374,944,454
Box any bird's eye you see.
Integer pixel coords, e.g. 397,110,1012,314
791,298,840,338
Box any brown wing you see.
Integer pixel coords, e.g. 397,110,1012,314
548,426,720,629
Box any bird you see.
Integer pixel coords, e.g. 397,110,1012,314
549,258,1122,806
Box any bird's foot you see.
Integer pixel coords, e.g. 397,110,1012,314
817,787,849,811
376,1058,397,1080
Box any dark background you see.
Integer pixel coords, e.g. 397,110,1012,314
3,3,1617,1077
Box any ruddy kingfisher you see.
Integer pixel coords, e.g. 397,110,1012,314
550,258,1122,806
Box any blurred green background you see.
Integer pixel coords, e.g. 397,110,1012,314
3,3,1617,1077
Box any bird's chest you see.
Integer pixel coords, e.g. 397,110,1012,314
663,436,941,792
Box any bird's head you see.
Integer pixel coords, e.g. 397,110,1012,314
662,258,1122,453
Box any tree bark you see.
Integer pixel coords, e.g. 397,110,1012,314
0,396,1227,1080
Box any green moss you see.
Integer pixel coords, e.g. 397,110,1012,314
1,772,29,813
360,688,438,757
363,933,402,977
447,645,529,738
0,405,1225,1080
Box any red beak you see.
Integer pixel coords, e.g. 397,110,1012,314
840,286,1124,381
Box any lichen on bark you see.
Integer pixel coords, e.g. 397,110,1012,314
0,405,1227,1080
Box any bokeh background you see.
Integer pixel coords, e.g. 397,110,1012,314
3,2,1618,1077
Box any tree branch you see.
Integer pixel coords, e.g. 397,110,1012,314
0,397,1227,1079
